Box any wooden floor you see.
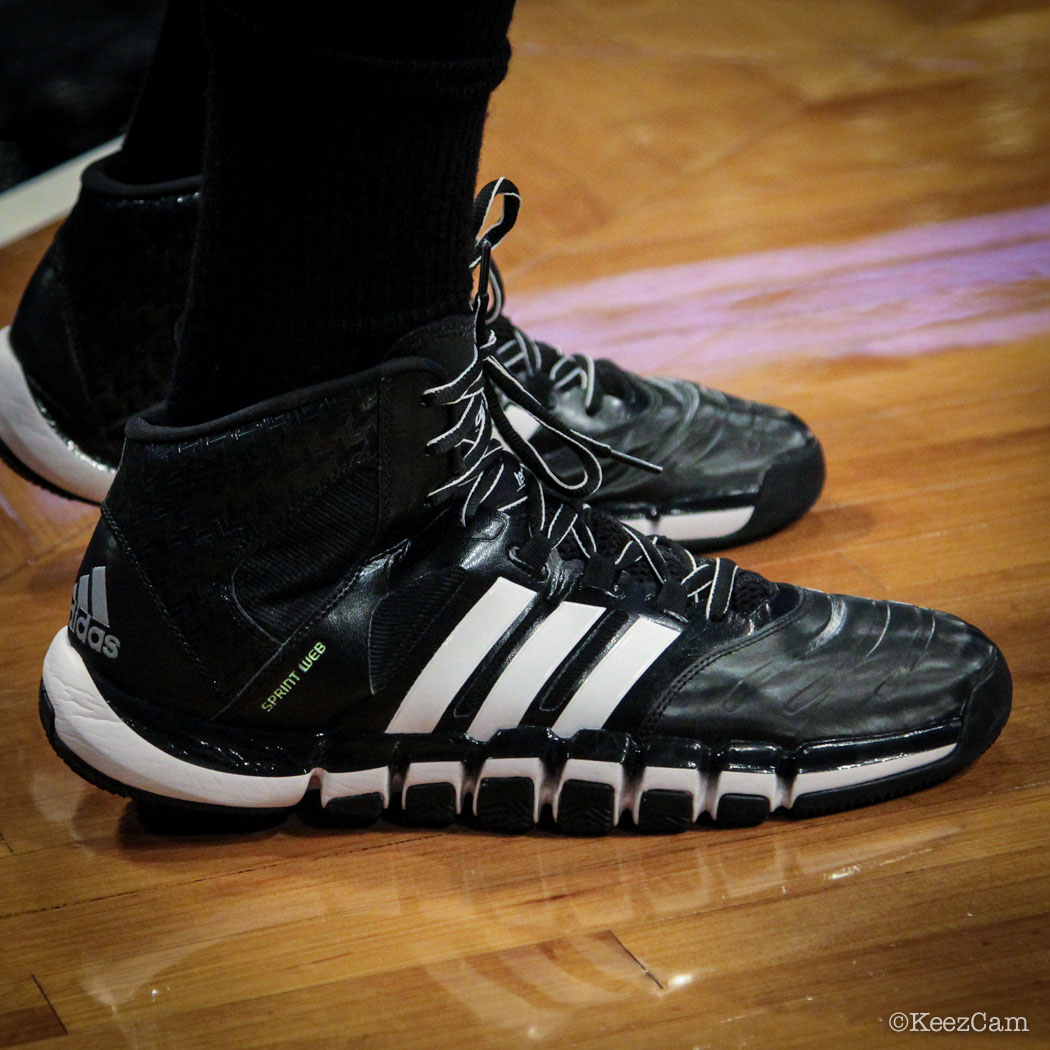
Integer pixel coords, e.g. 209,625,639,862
1,2,1048,1047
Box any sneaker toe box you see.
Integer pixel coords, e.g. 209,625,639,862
646,589,1010,761
632,383,827,546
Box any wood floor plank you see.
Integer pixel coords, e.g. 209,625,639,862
3,787,1044,1034
7,909,1048,1050
0,976,64,1048
1,2,1046,1047
509,58,1050,287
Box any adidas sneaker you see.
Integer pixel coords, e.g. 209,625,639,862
39,238,1009,833
3,162,821,549
0,157,196,502
477,180,825,549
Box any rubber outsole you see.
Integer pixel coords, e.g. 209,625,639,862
39,644,1010,837
727,436,826,548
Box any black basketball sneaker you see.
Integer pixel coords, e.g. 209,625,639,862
0,156,196,502
2,162,821,548
40,223,1009,834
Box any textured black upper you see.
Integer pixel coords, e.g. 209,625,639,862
612,587,997,749
70,317,1003,768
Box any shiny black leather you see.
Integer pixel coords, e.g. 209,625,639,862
531,372,815,508
635,587,999,749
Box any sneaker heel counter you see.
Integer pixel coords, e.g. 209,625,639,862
11,244,72,378
68,515,227,718
9,239,102,432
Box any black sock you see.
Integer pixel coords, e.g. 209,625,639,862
111,0,206,183
165,0,515,425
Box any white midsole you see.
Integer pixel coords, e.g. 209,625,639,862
43,630,312,807
42,629,955,814
0,326,114,502
620,505,755,542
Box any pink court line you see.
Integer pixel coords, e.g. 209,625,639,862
509,205,1050,374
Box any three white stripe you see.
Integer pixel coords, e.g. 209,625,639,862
386,577,535,734
384,575,681,739
551,618,679,737
467,600,604,741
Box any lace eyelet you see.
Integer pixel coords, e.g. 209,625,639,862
508,544,549,582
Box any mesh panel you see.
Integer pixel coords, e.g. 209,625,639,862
730,570,776,616
579,509,636,562
560,508,776,618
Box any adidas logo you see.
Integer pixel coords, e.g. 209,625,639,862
68,567,120,659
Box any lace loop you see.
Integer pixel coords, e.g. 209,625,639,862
472,182,639,417
471,177,521,268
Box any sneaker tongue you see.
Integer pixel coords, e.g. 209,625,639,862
729,568,778,616
375,315,480,532
591,357,638,403
387,315,477,381
649,533,776,617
